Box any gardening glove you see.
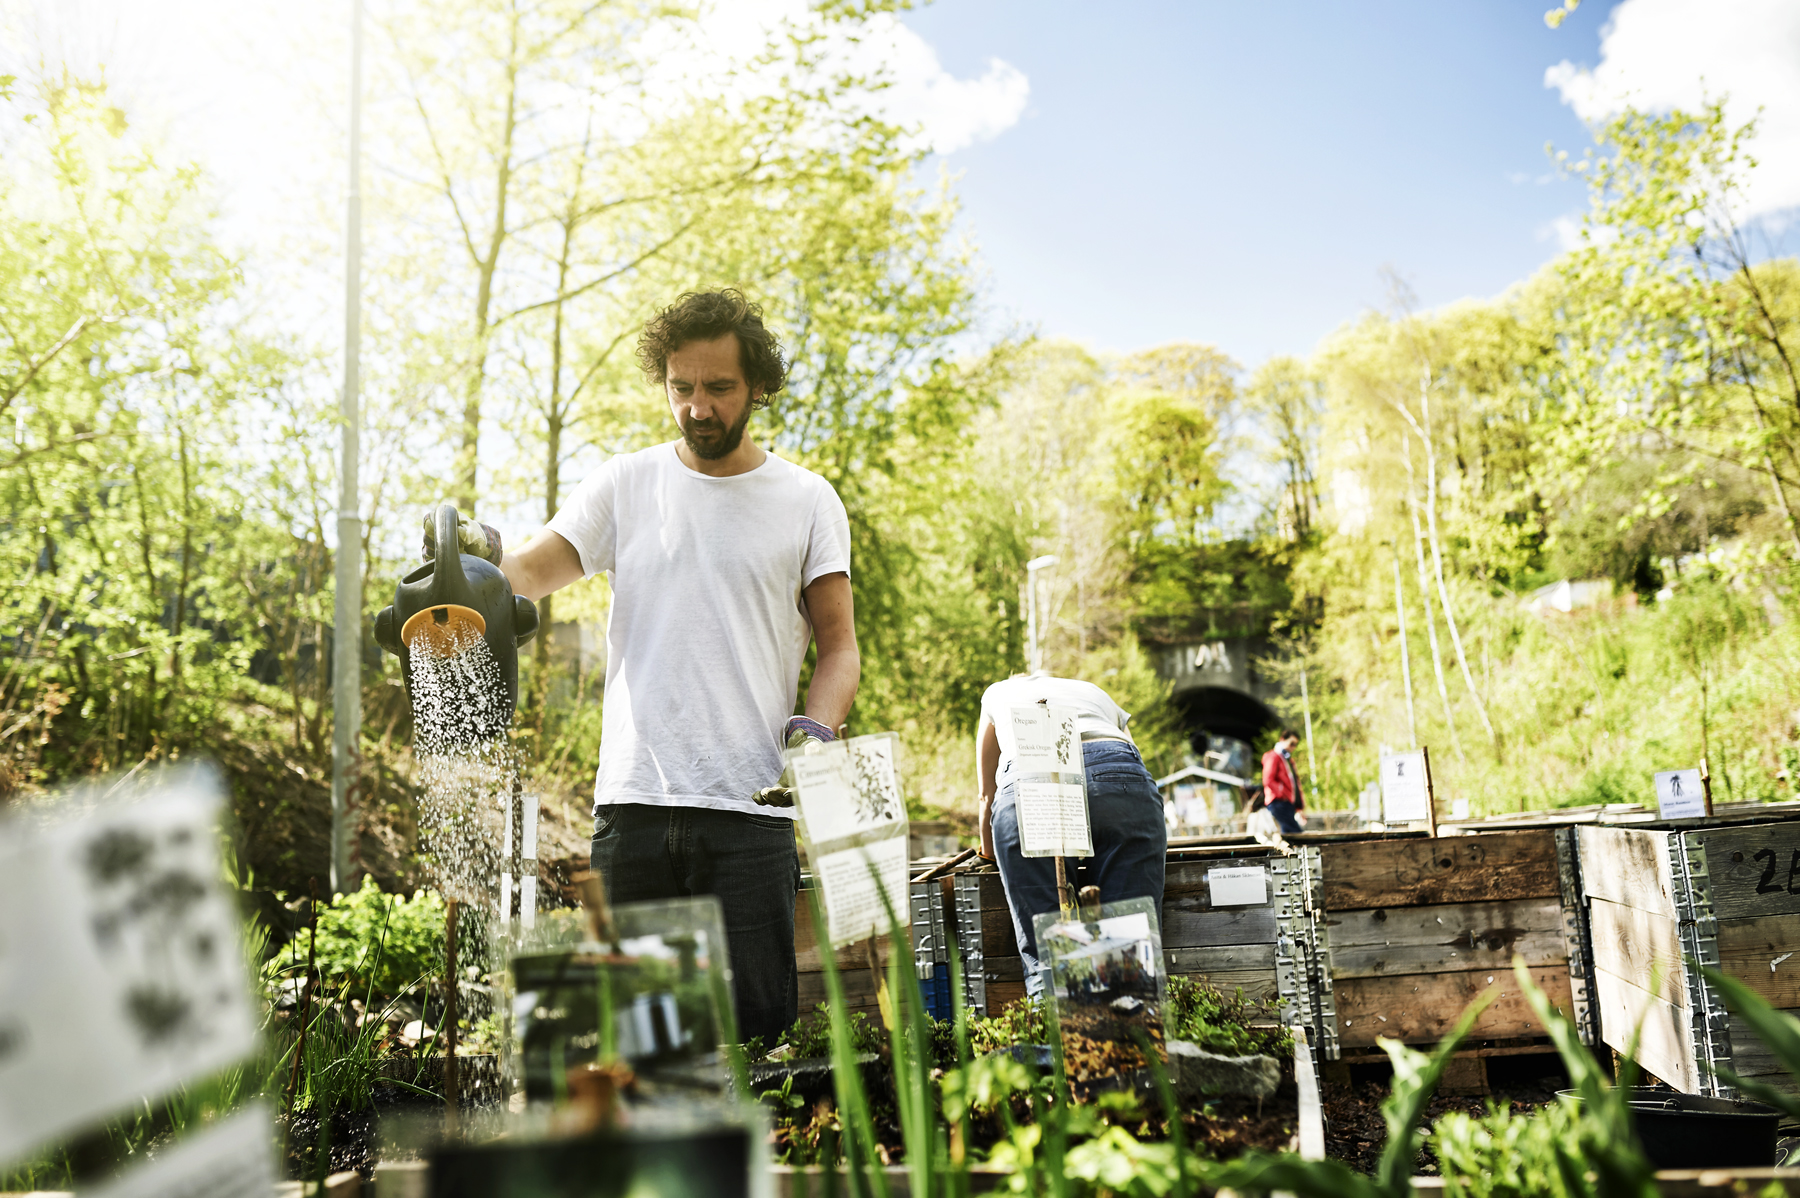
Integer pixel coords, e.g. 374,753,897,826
751,717,836,808
420,512,504,566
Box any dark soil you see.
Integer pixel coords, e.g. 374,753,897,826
1322,1053,1571,1175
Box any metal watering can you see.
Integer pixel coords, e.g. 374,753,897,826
374,503,539,725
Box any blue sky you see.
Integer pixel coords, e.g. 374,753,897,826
899,1,1620,367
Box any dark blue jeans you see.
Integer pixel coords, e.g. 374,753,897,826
590,803,800,1046
992,739,1168,997
1267,799,1304,834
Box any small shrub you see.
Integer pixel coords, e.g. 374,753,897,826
270,877,444,1003
1166,977,1292,1057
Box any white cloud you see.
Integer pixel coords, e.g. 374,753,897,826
659,0,1028,155
1544,0,1800,220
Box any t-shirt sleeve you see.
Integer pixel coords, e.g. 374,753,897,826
545,458,618,578
802,479,852,587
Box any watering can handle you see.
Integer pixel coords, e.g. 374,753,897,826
433,504,462,572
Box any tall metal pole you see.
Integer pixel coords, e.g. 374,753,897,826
1025,555,1058,674
330,0,364,895
1392,552,1417,748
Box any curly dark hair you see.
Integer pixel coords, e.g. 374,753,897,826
635,288,787,409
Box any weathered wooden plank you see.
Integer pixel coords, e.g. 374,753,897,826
1333,965,1572,1048
1325,899,1565,979
1695,825,1800,919
1166,942,1279,974
1716,915,1800,1011
1171,969,1281,1007
1163,857,1280,903
1321,830,1559,911
793,898,893,972
798,966,883,1018
986,980,1027,1012
978,894,1277,954
1577,826,1676,918
1592,963,1695,1092
1164,902,1279,950
1726,1010,1800,1080
1588,898,1685,1007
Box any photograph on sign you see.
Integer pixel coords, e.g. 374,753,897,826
1380,749,1431,824
1007,704,1081,775
510,896,733,1099
1654,768,1706,820
1014,780,1092,859
1206,865,1269,908
1033,898,1166,1094
815,837,910,946
83,1103,275,1198
0,767,259,1168
786,732,905,845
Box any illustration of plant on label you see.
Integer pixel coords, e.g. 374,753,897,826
1034,898,1167,1092
785,731,909,947
1007,704,1092,859
0,764,264,1176
508,896,735,1101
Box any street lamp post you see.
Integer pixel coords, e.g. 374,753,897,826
1026,555,1058,675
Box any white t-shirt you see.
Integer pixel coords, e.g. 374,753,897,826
977,674,1133,782
547,442,852,817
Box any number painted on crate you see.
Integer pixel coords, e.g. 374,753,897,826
1756,848,1781,894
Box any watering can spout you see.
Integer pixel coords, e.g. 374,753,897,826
372,502,539,733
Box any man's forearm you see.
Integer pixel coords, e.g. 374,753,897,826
803,646,860,735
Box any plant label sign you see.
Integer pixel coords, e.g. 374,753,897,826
1206,866,1269,907
786,732,910,948
0,767,258,1169
83,1103,276,1198
1008,704,1081,775
1380,749,1431,824
1014,781,1093,859
1655,768,1707,820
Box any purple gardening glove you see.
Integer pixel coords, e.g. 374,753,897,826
751,717,838,807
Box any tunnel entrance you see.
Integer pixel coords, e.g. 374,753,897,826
1172,685,1278,781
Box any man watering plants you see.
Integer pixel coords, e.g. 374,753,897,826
428,289,859,1044
973,673,1166,997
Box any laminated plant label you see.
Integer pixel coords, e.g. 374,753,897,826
83,1103,276,1198
1034,897,1166,1091
1007,704,1081,774
1014,781,1093,859
1380,749,1431,824
1206,865,1269,907
0,768,257,1167
786,732,910,948
814,837,911,946
1654,768,1706,820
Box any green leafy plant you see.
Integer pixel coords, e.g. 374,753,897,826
269,878,445,1005
1165,977,1291,1057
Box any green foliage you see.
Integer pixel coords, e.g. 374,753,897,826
969,996,1051,1056
1200,987,1495,1198
777,1002,885,1060
271,878,445,1004
1165,977,1292,1058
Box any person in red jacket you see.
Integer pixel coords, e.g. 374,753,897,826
1260,729,1307,835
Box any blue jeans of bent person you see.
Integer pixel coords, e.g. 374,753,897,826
991,738,1168,998
590,803,800,1046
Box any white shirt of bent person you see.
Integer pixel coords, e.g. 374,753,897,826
977,674,1133,784
547,441,852,818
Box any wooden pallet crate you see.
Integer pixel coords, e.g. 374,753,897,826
942,846,1330,1039
1319,827,1595,1059
1580,818,1800,1095
792,878,892,1022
